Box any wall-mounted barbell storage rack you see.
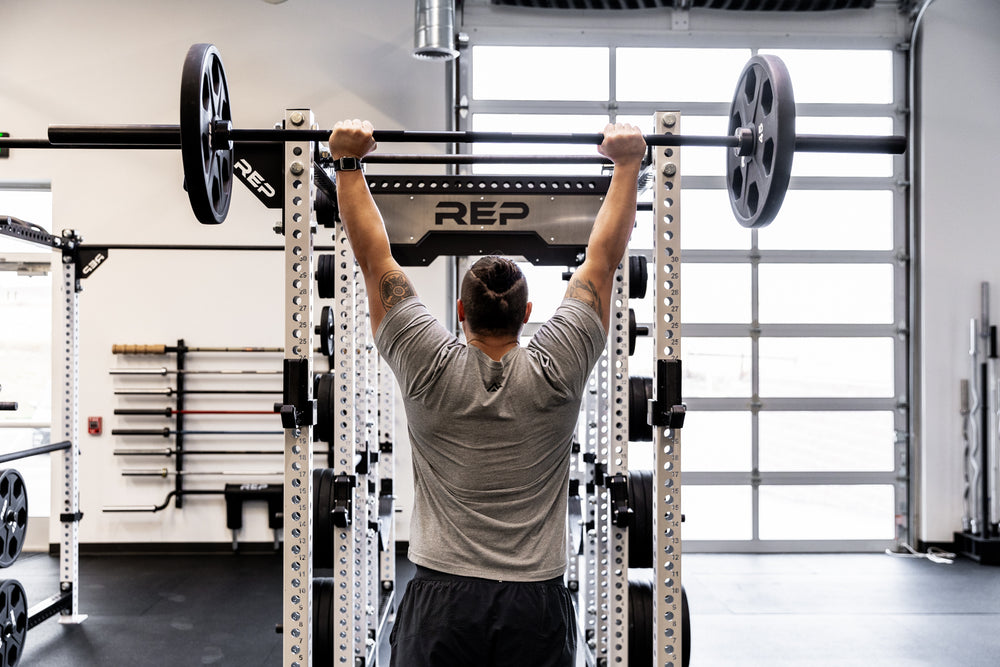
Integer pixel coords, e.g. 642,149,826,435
0,217,89,667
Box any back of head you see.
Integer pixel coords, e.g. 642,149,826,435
460,256,528,338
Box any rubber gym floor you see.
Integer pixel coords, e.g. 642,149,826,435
9,550,1000,666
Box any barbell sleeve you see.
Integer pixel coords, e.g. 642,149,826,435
795,134,907,154
49,125,181,145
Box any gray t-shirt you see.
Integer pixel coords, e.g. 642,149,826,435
375,296,606,581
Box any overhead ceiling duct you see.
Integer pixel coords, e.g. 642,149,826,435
489,0,878,9
414,0,460,61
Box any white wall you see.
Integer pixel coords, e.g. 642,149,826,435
916,0,1000,542
1,0,451,545
5,0,998,548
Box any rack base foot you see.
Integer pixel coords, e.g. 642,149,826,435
954,531,1000,565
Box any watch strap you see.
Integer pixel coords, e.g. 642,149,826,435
332,156,363,172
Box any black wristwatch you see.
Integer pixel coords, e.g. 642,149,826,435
331,156,363,172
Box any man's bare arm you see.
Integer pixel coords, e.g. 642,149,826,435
329,119,416,333
566,123,646,331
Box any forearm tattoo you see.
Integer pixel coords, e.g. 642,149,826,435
566,276,603,316
379,270,415,310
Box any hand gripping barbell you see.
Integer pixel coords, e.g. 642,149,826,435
1,43,906,229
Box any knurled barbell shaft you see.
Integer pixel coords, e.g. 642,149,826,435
114,408,274,416
109,367,281,375
114,448,287,456
112,428,283,436
122,469,281,477
113,387,281,396
45,124,906,154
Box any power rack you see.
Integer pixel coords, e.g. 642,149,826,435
0,216,89,662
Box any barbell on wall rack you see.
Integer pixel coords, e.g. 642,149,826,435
103,489,223,513
113,387,281,396
113,448,304,457
121,469,281,478
0,43,906,229
111,428,283,437
112,344,282,354
109,368,282,376
113,408,275,416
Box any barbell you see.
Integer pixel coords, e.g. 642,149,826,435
0,43,906,230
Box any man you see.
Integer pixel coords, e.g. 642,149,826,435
329,119,646,667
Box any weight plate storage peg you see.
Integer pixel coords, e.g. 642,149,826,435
726,55,796,229
0,470,27,569
628,308,649,357
180,43,234,225
315,305,334,358
0,578,27,667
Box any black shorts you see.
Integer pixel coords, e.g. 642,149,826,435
389,565,577,667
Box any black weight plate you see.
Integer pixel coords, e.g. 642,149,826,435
180,43,234,225
726,54,795,229
629,255,648,300
0,470,28,569
629,376,653,442
628,469,652,568
315,187,338,230
628,570,653,667
314,373,335,443
313,577,334,666
316,254,336,300
313,468,334,569
682,585,691,667
0,578,27,667
629,571,690,667
318,306,334,358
